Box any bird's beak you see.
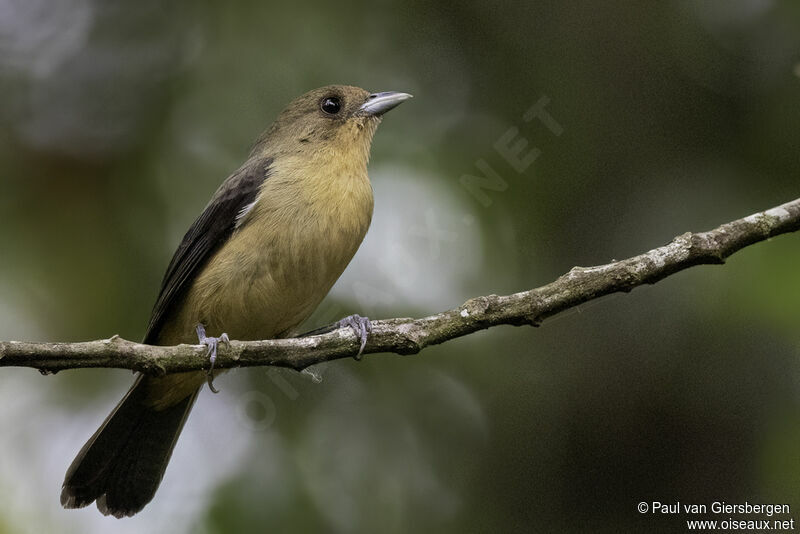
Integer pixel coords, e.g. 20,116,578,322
359,91,413,117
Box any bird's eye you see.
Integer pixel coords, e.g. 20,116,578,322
320,96,341,115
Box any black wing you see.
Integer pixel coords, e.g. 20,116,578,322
143,157,273,344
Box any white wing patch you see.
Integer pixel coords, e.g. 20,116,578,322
235,198,258,228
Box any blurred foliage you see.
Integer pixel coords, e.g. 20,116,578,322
0,0,799,533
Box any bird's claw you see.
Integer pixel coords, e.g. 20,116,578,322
196,324,230,394
334,314,372,360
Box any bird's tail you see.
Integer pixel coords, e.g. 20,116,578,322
61,375,200,518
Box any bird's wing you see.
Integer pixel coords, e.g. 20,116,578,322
143,157,273,344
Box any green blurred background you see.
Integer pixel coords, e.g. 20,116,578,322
1,1,799,533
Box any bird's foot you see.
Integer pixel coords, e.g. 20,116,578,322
297,314,372,360
196,323,230,394
334,314,372,360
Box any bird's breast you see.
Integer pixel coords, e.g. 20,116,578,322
183,162,374,341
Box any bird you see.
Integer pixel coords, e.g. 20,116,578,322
60,85,412,517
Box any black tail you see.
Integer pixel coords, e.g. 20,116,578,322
61,375,199,518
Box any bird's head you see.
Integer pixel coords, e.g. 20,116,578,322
253,85,412,162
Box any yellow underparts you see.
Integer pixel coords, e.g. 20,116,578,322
146,119,376,409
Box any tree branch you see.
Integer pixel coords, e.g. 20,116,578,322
2,198,799,375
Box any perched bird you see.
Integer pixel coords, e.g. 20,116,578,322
60,85,411,517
